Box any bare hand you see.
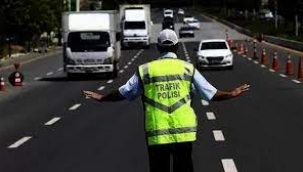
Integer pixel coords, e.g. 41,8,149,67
83,90,103,100
231,84,250,97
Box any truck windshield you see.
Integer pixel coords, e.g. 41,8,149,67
201,42,228,50
68,32,110,52
124,21,146,29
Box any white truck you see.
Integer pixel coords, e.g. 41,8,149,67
62,11,121,78
119,4,151,48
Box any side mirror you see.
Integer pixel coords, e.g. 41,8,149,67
116,32,121,41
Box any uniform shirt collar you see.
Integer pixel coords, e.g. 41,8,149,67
160,52,177,59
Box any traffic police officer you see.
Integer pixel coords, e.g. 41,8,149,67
83,29,250,172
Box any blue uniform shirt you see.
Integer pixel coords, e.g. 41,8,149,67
119,52,217,101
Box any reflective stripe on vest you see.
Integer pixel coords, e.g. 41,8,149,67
139,58,197,145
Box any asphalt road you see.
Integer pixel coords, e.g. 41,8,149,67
0,9,303,172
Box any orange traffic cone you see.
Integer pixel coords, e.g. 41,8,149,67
9,63,24,86
243,47,248,56
285,54,293,75
260,49,267,65
14,72,22,86
271,51,279,71
0,75,5,91
298,57,303,80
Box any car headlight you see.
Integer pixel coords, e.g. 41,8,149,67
225,54,233,59
103,57,113,64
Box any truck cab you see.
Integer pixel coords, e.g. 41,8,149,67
120,5,151,49
62,11,120,78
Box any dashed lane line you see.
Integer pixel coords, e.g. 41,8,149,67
269,69,275,72
98,86,105,91
57,67,63,71
119,70,124,74
221,159,238,172
260,64,266,68
34,77,42,81
206,112,216,120
201,100,209,106
69,104,81,111
8,137,32,149
128,62,132,65
46,72,54,76
213,130,225,141
44,117,61,126
124,65,128,69
292,79,302,84
248,57,252,61
279,74,287,78
107,80,113,84
253,61,259,64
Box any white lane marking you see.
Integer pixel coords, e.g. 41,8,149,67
260,64,266,68
269,69,275,72
128,62,132,65
8,137,32,149
46,72,54,76
242,55,247,57
119,70,124,73
201,100,209,106
134,55,138,59
292,79,302,84
213,130,225,141
69,104,81,111
248,57,252,61
131,58,135,62
34,77,42,81
279,74,287,78
221,159,238,172
57,67,63,71
98,86,105,91
206,112,216,120
44,117,61,126
253,61,259,64
124,65,128,69
187,60,191,62
107,80,113,84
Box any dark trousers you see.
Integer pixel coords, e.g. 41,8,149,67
148,142,194,172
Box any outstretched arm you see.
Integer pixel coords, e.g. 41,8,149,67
212,84,250,101
83,73,143,102
83,90,125,102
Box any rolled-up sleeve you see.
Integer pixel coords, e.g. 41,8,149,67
119,73,143,100
192,69,217,100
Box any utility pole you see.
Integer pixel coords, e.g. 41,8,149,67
76,0,80,11
274,0,278,29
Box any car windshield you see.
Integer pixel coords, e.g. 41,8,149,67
201,42,228,50
68,32,110,52
124,21,146,29
165,11,172,14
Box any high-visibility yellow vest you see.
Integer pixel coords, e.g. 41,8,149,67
138,58,197,145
